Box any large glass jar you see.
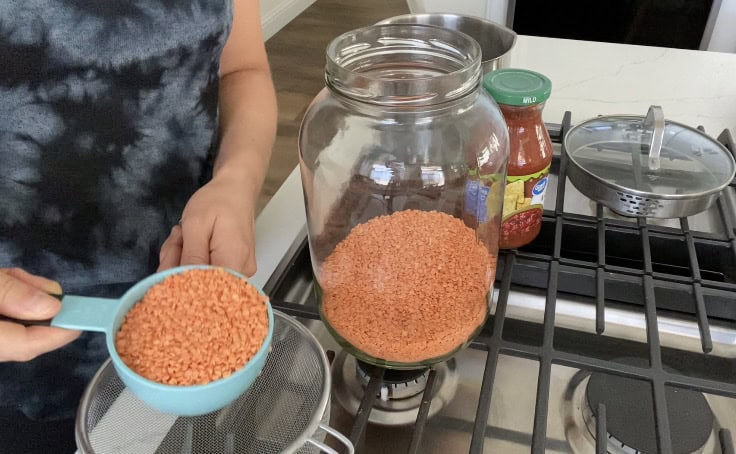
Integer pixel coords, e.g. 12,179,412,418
298,24,509,369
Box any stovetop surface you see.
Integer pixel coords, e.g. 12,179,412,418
264,114,736,454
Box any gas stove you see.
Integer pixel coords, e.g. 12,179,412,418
262,113,736,454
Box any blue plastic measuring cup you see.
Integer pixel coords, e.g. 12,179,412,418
1,265,274,416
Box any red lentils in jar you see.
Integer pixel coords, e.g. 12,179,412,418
320,210,495,364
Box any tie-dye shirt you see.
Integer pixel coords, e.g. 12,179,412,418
0,0,233,420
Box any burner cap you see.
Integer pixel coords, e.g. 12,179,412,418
380,367,429,383
333,352,458,426
356,360,428,383
356,360,430,400
586,358,714,454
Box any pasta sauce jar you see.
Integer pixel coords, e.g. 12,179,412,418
483,69,553,249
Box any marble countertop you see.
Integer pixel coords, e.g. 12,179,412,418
250,35,736,289
510,35,736,135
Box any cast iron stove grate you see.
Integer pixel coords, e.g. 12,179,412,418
266,111,736,454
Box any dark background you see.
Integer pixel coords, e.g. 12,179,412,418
512,0,714,50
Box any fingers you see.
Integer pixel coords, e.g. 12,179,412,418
172,212,257,276
0,269,80,362
2,268,62,295
0,322,81,362
179,218,212,266
0,270,61,320
158,225,184,271
209,218,254,275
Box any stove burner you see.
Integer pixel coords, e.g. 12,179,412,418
356,360,430,400
332,352,458,426
584,358,714,454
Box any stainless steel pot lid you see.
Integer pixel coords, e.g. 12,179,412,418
564,105,736,199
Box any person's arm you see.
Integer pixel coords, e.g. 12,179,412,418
214,0,277,202
159,0,277,276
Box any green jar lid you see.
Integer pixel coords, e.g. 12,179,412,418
483,69,552,106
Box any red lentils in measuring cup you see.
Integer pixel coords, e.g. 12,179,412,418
115,268,269,386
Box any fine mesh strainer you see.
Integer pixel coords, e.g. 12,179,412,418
75,310,354,454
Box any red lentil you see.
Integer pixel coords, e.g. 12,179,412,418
115,268,269,386
321,210,495,363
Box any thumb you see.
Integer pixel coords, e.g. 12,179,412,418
3,268,62,294
0,270,61,320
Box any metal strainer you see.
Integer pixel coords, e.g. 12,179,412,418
75,310,354,454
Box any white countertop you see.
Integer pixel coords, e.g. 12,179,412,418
510,35,736,134
510,36,736,136
251,35,736,287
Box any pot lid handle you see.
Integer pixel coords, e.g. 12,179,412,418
644,105,665,171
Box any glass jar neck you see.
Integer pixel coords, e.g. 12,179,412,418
325,24,482,107
498,102,546,122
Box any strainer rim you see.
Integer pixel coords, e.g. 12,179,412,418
75,355,112,453
274,311,332,453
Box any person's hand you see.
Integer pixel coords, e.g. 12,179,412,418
158,173,258,276
0,268,81,362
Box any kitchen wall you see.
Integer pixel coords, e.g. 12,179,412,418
406,0,508,24
261,0,316,40
709,0,736,52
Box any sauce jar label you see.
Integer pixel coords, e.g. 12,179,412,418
464,179,491,223
502,165,550,220
530,176,548,206
499,165,550,249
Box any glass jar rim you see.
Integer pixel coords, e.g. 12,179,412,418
325,23,482,107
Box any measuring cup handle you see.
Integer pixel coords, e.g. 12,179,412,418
644,105,665,171
305,424,355,454
50,295,119,332
0,294,119,332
